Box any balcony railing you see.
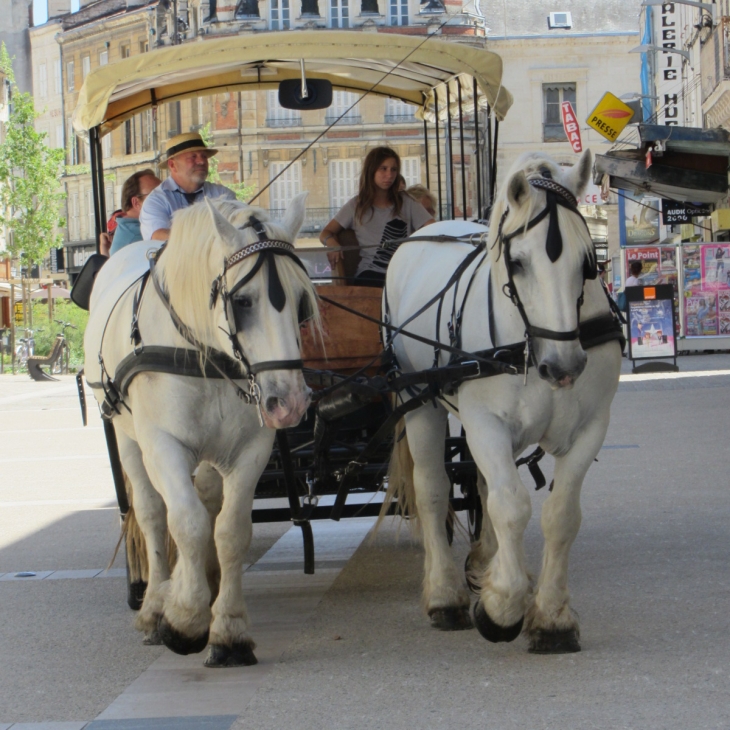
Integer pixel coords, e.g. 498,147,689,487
324,114,362,125
266,117,302,128
384,114,417,123
268,206,340,231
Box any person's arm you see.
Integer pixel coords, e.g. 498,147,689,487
320,219,345,267
139,190,171,241
99,232,112,257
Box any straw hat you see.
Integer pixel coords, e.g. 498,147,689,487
164,132,218,161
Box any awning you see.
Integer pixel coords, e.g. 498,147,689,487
72,30,513,136
595,124,730,204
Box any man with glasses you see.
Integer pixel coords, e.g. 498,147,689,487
100,169,161,256
140,132,236,242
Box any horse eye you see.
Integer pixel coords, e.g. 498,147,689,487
540,168,552,179
509,259,524,274
234,296,253,309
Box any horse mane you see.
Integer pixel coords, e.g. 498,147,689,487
487,152,594,272
158,199,320,350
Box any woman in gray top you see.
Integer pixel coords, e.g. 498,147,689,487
320,147,435,287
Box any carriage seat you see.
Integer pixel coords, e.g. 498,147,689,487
28,336,65,382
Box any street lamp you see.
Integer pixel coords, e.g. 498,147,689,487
641,0,716,25
630,44,692,66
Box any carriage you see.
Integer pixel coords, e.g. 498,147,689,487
74,31,625,664
74,30,512,571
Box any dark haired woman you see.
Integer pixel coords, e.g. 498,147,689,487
320,146,434,287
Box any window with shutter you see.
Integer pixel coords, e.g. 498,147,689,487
385,98,415,123
329,0,349,28
401,157,420,187
326,92,361,125
269,161,302,216
267,91,301,127
329,159,361,211
542,83,576,142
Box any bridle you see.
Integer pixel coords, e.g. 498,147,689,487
492,175,597,370
149,213,311,421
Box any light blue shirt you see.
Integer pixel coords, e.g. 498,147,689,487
139,177,237,240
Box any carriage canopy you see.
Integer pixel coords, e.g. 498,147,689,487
72,30,513,136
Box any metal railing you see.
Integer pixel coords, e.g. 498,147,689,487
324,114,362,125
384,114,417,123
266,116,302,128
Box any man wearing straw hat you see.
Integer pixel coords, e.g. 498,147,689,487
140,132,237,241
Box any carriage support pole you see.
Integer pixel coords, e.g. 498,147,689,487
104,420,130,518
276,430,315,575
473,79,483,219
457,79,467,220
434,90,442,221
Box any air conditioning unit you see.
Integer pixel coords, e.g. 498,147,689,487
548,11,572,29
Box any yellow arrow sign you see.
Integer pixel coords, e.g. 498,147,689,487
586,92,635,141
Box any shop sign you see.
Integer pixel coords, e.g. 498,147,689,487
576,180,605,206
560,101,582,153
619,192,660,246
626,285,676,360
661,200,711,224
586,92,634,141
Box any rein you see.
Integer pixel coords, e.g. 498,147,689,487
94,212,310,426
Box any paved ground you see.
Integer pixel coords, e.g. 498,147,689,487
1,353,729,729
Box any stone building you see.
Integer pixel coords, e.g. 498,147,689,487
486,0,644,268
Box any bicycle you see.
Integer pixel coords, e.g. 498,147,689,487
52,320,77,375
15,328,42,369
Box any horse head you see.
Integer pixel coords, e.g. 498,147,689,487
162,193,319,428
489,150,595,389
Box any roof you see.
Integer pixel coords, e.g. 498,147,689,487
72,30,513,135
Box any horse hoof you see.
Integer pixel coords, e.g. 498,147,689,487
528,628,581,654
157,616,209,655
472,600,523,643
429,607,473,631
204,642,258,668
464,555,481,594
143,629,163,646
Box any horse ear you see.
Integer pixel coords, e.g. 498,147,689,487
206,197,240,250
566,149,593,198
280,191,309,240
507,171,531,209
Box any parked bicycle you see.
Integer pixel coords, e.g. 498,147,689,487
52,320,77,375
15,328,42,369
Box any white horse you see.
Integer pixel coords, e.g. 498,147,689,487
85,194,318,666
385,150,622,652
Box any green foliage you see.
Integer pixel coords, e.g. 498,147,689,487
12,301,88,371
0,44,66,266
199,122,256,202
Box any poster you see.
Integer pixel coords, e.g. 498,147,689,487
682,243,730,337
629,299,675,359
619,192,660,246
625,246,678,287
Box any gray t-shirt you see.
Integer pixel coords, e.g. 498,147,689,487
334,195,433,276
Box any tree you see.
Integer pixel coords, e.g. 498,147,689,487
0,43,66,266
199,122,256,201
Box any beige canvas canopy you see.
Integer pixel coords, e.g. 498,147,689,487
72,30,512,136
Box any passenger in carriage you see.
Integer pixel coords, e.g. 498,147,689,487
99,170,161,256
405,184,437,218
140,132,236,241
320,146,435,288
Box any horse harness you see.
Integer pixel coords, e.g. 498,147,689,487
89,215,310,424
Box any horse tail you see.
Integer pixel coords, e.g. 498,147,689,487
124,506,150,583
375,417,419,535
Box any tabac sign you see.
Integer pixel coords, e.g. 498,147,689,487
561,101,582,153
586,92,635,142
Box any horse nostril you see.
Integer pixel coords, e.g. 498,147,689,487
265,396,282,413
538,363,550,379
